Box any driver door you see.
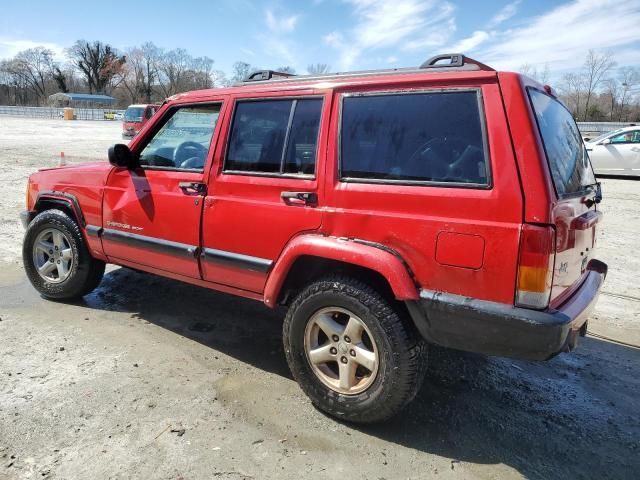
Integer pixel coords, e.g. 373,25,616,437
102,101,225,278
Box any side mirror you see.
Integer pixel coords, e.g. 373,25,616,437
600,138,611,145
108,144,137,168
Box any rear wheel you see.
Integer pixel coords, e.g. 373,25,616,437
283,275,428,423
23,209,105,300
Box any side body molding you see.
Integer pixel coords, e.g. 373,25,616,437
263,235,419,307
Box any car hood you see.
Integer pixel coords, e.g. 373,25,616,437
31,160,113,188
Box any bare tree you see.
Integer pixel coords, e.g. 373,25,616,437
121,42,162,103
276,65,296,74
560,72,584,118
518,63,550,84
2,47,57,103
617,67,640,121
157,48,191,97
230,61,253,82
210,69,229,87
189,56,215,90
67,40,126,94
604,78,618,121
581,49,615,121
307,63,330,75
538,64,550,85
139,42,161,101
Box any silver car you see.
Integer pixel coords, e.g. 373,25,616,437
585,126,640,177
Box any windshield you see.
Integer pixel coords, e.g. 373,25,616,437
528,88,596,196
588,129,624,144
124,107,144,122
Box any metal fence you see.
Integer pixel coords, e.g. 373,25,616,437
0,105,125,121
1,106,635,131
576,122,636,135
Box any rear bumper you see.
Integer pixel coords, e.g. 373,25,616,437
406,259,607,361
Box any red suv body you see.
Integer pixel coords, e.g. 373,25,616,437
122,104,159,139
21,55,607,422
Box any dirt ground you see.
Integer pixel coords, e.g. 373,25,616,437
1,116,639,480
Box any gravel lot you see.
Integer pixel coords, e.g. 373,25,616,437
1,117,639,480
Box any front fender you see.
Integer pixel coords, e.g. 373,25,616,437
263,235,419,307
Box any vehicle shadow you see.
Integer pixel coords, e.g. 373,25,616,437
82,267,640,480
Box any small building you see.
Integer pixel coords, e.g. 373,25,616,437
48,92,116,108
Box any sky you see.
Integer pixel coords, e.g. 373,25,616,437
1,0,639,80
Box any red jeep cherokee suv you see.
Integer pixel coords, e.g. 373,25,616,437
21,54,607,423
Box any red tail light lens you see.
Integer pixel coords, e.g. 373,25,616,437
516,224,556,309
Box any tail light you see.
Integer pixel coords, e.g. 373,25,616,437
516,224,556,309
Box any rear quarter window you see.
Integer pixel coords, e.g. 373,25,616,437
528,88,596,196
339,90,489,186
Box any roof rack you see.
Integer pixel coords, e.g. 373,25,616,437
420,53,494,71
244,70,297,82
237,53,494,86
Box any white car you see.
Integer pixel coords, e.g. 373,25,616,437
585,126,640,177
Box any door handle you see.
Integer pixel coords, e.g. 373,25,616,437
281,191,317,206
631,147,640,152
179,182,207,195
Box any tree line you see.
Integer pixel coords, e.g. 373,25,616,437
0,40,328,108
522,50,639,122
1,40,638,121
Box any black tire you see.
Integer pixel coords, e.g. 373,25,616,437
283,275,428,423
23,209,105,300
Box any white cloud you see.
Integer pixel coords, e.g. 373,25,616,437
449,30,492,52
239,47,256,57
265,9,299,33
324,0,457,70
257,9,302,69
488,0,521,28
323,31,344,48
0,38,65,61
479,0,640,72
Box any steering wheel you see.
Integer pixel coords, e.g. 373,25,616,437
174,141,207,169
406,136,475,181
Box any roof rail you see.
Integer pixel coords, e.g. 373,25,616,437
244,70,297,82
420,53,494,72
235,53,494,86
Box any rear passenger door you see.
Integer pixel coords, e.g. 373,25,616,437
201,91,328,293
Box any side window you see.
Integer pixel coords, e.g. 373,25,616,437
340,91,488,185
225,98,322,175
138,104,221,171
610,130,640,144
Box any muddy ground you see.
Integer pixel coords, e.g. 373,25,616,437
0,117,639,480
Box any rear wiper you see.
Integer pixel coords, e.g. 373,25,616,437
585,182,602,207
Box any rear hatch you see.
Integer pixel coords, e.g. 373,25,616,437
527,88,601,307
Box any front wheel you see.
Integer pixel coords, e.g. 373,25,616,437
283,275,428,423
23,209,105,300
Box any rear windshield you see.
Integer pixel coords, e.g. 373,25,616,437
528,88,596,196
124,107,144,122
